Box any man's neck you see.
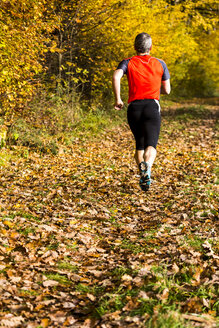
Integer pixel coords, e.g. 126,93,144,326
137,52,150,56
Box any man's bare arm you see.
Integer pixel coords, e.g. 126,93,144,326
112,69,124,110
161,79,171,94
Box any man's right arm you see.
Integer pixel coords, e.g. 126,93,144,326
112,69,124,110
161,79,171,94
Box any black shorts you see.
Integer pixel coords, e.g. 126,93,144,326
127,99,161,150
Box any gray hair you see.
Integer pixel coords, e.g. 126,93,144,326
134,33,152,53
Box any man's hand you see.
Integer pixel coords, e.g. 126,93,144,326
114,99,124,110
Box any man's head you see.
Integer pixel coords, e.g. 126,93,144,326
134,33,152,54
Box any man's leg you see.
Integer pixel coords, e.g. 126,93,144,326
134,146,156,191
134,149,150,191
144,146,156,168
134,150,144,166
127,100,159,191
134,146,156,169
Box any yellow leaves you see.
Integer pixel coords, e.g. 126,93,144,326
35,303,44,311
192,266,203,286
49,42,62,53
13,203,23,209
40,318,50,328
69,219,78,225
66,61,73,67
0,245,13,254
3,220,13,228
114,239,122,245
0,0,217,114
10,232,20,240
1,69,8,76
0,0,55,115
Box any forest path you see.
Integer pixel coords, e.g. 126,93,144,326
0,101,218,327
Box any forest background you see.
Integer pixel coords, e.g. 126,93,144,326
0,0,218,151
0,1,218,327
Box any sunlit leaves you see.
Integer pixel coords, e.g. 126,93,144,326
0,0,55,117
44,0,218,99
0,0,217,117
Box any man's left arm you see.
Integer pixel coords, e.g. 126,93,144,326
159,59,171,95
161,79,171,94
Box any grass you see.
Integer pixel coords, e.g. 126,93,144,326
95,286,140,317
75,283,106,298
0,147,32,167
110,266,136,279
66,242,78,250
1,98,217,161
47,241,60,250
18,227,36,235
91,261,218,322
57,260,79,273
0,148,14,167
44,273,72,285
20,289,39,296
185,235,204,251
14,211,41,222
2,95,126,155
145,310,194,328
79,274,214,328
119,236,161,254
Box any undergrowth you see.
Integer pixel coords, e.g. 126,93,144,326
2,93,125,155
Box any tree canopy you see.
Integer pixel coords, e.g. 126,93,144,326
0,0,218,116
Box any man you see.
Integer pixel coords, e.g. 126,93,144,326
112,32,171,191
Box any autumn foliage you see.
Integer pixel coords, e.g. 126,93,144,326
0,0,218,118
0,0,55,119
0,1,218,327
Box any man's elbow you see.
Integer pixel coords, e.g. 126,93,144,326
162,81,171,94
113,69,123,82
165,87,171,95
112,72,118,82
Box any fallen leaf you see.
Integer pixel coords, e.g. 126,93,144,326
121,274,132,282
158,288,169,302
172,262,180,273
86,293,96,301
40,318,50,328
43,280,59,287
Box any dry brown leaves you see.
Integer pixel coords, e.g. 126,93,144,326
0,102,218,327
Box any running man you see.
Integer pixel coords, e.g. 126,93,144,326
112,32,171,191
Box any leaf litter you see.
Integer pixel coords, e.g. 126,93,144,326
0,102,218,327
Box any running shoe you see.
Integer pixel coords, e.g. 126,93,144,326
139,161,151,191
